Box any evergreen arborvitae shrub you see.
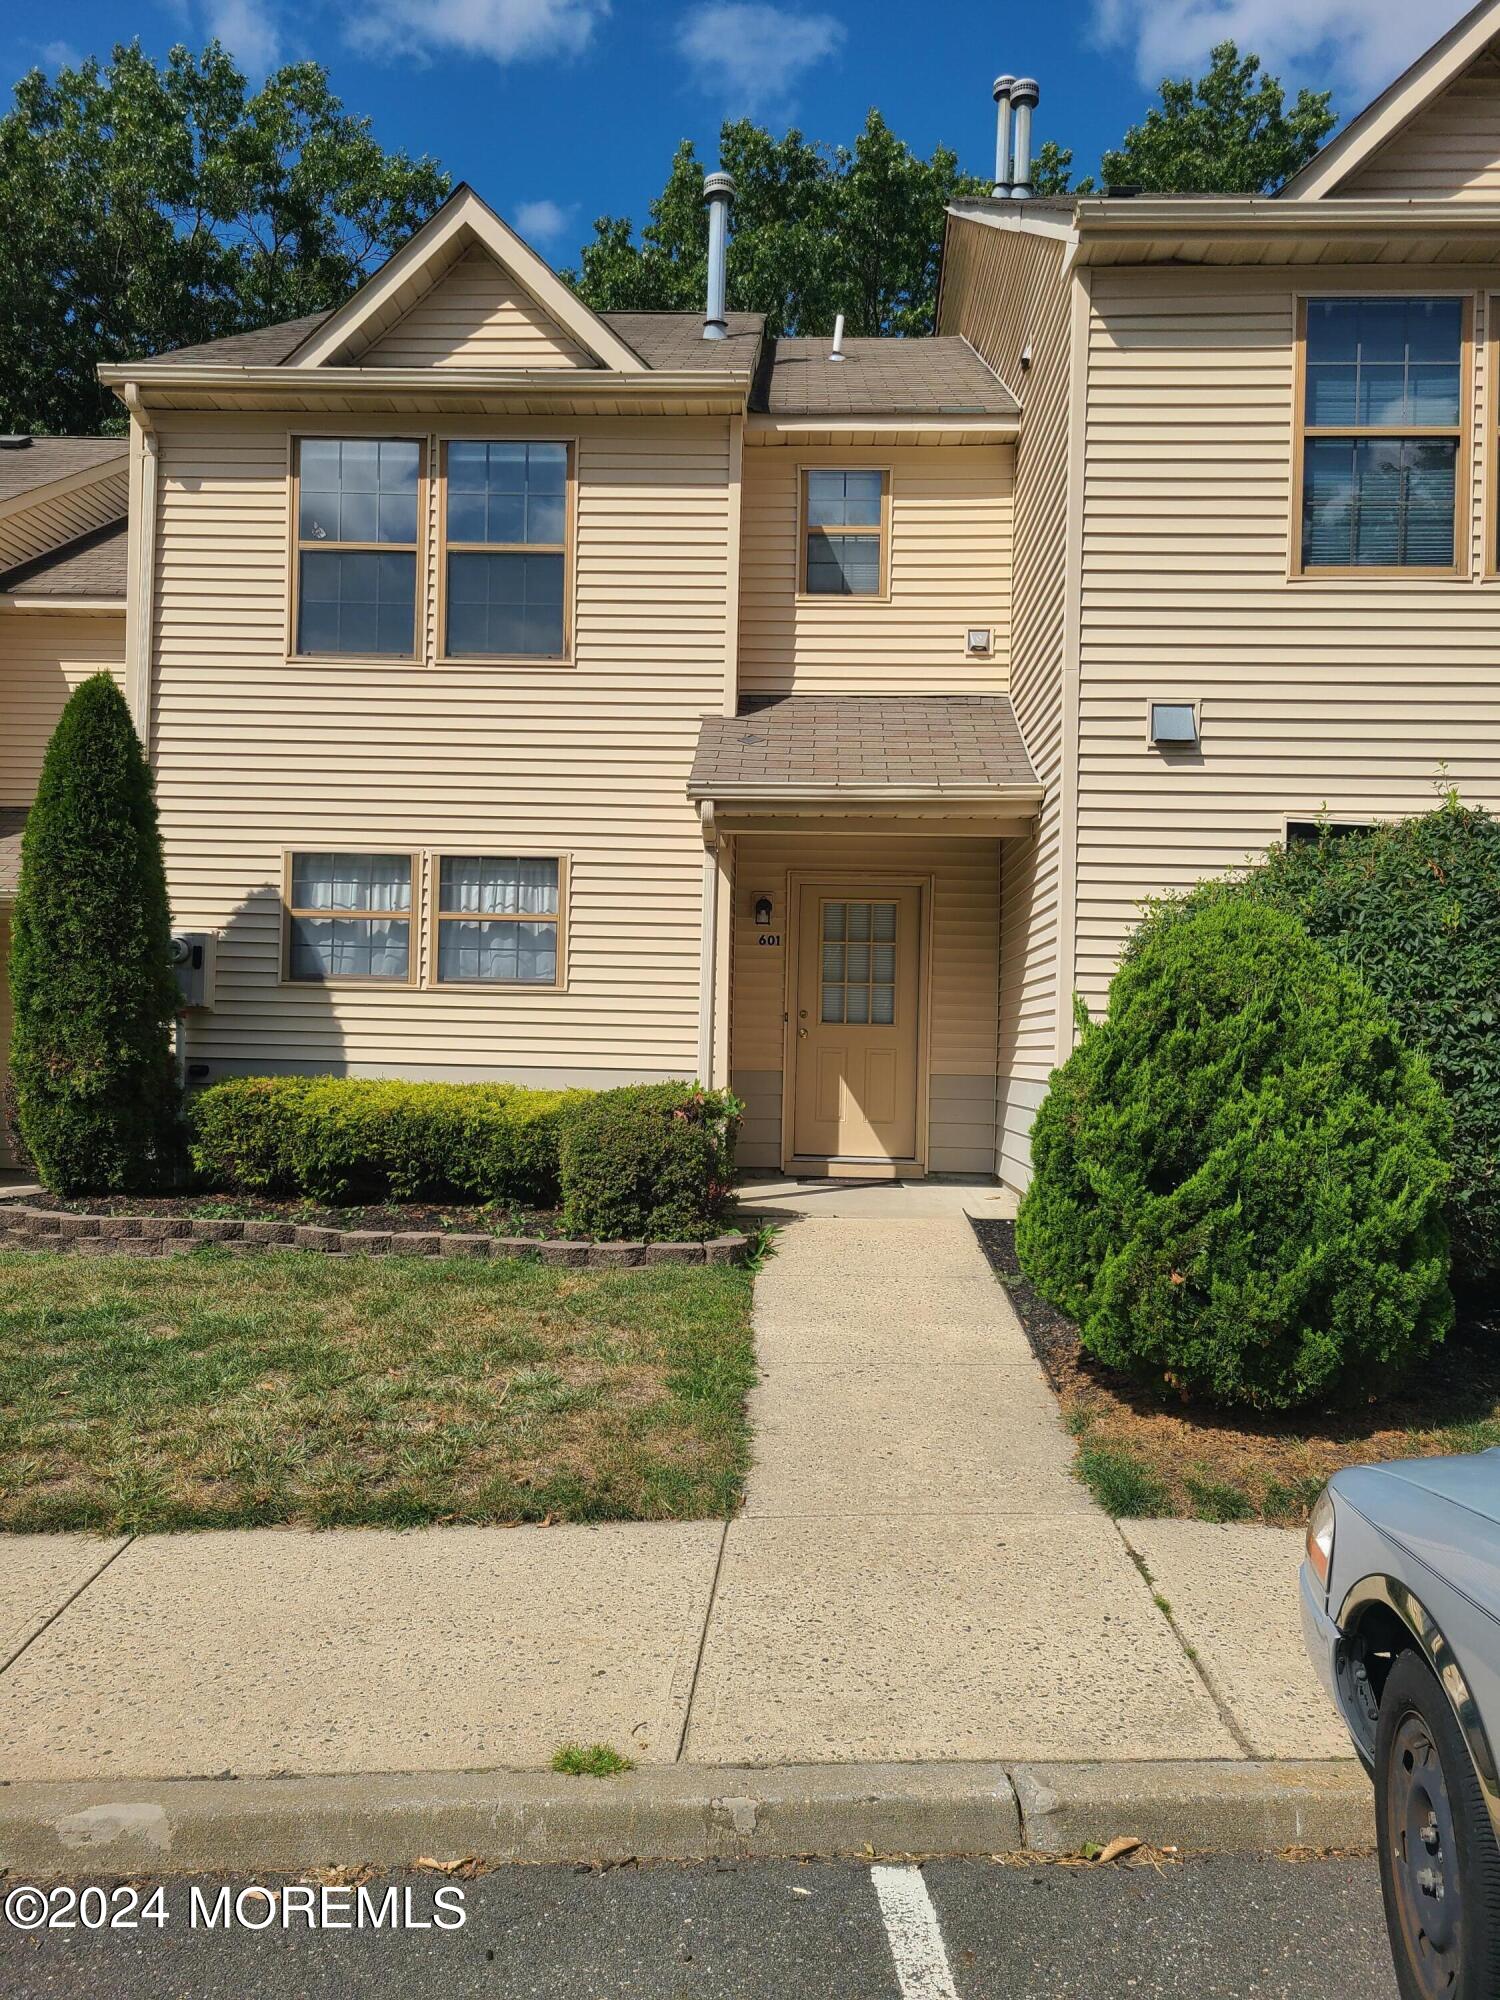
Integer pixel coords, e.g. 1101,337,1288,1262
1133,800,1500,1293
1016,901,1452,1411
9,674,180,1191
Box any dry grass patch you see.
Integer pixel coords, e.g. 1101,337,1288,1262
0,1248,755,1533
972,1220,1500,1525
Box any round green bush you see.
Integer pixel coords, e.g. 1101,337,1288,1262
1136,800,1500,1293
559,1084,740,1242
9,674,180,1192
1016,901,1452,1410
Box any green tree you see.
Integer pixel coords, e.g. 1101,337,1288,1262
0,41,449,435
1031,140,1095,198
9,675,181,1192
1100,41,1335,193
570,110,988,338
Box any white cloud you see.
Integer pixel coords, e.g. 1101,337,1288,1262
38,41,82,69
207,0,283,73
514,198,577,242
675,3,844,112
346,0,609,66
1093,0,1448,100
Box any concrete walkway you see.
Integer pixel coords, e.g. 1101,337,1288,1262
0,1207,1346,1789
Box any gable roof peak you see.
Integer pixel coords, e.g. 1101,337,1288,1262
285,184,647,372
1280,0,1500,198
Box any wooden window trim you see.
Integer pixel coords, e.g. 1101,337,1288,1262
280,849,420,988
1485,292,1500,580
795,465,892,602
428,851,569,993
435,439,576,667
1289,293,1474,582
287,435,428,663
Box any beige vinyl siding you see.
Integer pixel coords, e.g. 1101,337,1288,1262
0,915,12,1165
148,413,731,1080
737,442,1013,694
728,831,1000,1171
938,218,1073,1185
360,248,595,369
0,471,128,573
1074,261,1500,1016
1342,45,1500,198
0,611,126,802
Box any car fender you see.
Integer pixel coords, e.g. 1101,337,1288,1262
1340,1572,1500,1838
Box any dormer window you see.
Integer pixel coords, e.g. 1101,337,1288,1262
293,439,422,656
440,441,571,660
1295,297,1468,574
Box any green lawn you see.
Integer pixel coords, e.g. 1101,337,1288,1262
0,1249,755,1533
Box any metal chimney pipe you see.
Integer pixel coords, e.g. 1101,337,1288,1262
702,170,735,341
830,312,845,362
992,76,1015,197
1010,77,1039,199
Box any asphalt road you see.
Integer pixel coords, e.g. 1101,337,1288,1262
0,1854,1396,1998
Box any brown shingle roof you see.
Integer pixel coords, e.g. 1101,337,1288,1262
0,437,126,502
0,808,26,898
689,695,1039,800
140,307,765,374
0,519,127,599
753,336,1018,418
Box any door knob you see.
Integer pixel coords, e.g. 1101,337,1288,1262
798,1027,808,1038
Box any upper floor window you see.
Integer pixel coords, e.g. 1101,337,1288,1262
442,442,570,659
1297,298,1467,574
801,469,888,596
294,439,422,656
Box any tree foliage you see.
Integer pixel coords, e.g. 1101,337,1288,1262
0,41,449,434
9,675,181,1193
1016,902,1451,1411
1100,41,1336,193
569,111,988,338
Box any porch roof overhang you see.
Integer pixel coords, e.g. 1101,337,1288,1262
688,694,1043,838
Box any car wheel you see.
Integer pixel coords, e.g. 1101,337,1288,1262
1376,1648,1500,2000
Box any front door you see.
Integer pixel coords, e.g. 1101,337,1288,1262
792,883,921,1166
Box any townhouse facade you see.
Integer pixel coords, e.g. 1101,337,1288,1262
5,1,1500,1187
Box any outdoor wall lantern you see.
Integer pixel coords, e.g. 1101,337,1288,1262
753,894,774,926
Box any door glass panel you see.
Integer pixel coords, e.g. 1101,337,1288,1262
820,900,897,1026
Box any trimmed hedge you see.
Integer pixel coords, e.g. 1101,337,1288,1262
559,1084,741,1242
1131,798,1500,1291
1016,901,1452,1411
188,1077,589,1208
188,1076,740,1236
9,674,180,1192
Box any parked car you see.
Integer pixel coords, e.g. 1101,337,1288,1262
1301,1451,1500,1999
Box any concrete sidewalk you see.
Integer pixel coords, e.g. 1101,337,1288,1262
0,1205,1363,1865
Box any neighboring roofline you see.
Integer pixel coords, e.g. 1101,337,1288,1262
1280,0,1500,199
281,184,647,374
0,450,128,524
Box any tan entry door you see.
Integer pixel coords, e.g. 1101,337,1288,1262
792,883,920,1165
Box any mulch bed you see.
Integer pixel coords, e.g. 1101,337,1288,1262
25,1191,568,1239
971,1216,1500,1525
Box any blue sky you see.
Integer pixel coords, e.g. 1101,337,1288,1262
8,1,1467,264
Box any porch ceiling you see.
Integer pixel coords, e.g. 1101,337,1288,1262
688,695,1042,824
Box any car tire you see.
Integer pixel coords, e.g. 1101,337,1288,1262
1375,1647,1500,2000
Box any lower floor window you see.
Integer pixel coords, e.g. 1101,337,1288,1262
287,852,413,982
436,855,562,986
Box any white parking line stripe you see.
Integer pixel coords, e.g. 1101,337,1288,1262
871,1864,961,2000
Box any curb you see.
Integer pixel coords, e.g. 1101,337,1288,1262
0,1202,749,1269
0,1760,1371,1876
